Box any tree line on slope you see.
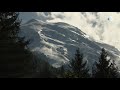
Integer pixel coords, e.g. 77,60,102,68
0,12,59,78
0,12,119,78
59,48,119,78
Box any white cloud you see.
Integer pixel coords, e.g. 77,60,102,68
46,12,100,40
21,12,120,50
45,12,120,50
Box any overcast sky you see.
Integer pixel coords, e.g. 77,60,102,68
20,12,120,50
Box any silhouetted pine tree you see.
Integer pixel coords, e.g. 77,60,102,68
0,12,34,78
92,48,119,78
60,65,65,77
65,48,90,78
109,60,119,78
57,65,65,78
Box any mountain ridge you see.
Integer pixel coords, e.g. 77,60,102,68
19,19,120,70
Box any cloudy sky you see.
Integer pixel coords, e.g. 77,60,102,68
20,12,120,50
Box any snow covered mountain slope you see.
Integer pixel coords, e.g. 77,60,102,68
19,19,120,69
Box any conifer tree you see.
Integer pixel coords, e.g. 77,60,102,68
93,48,119,78
0,12,34,78
66,48,90,78
109,60,119,78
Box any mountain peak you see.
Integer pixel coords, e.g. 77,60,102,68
20,20,120,69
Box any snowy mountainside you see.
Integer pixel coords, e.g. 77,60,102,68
19,19,120,69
